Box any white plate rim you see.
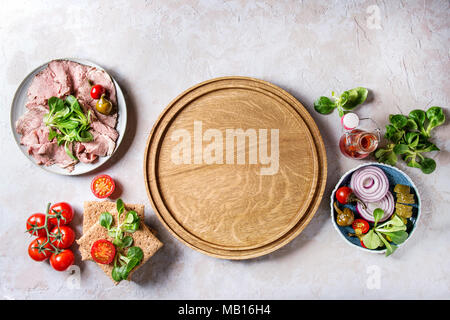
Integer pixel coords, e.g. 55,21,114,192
330,162,422,254
10,58,127,176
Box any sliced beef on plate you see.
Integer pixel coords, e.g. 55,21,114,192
21,130,39,146
16,60,119,172
28,141,77,171
64,60,88,91
47,60,72,94
76,67,118,129
26,64,71,109
83,131,116,157
75,143,98,164
75,130,116,164
87,67,117,106
16,104,48,136
90,119,119,142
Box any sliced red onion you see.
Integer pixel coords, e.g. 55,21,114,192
350,166,389,202
356,191,394,222
362,177,374,189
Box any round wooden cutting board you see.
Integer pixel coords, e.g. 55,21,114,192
144,77,327,259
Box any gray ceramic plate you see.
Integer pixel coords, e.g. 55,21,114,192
10,58,127,175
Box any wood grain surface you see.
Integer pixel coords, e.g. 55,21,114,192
144,77,327,259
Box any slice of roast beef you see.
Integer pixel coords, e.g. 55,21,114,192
16,105,48,136
82,131,116,157
75,129,116,163
47,60,72,95
76,67,118,129
90,119,119,142
26,64,71,109
75,143,98,164
28,141,77,171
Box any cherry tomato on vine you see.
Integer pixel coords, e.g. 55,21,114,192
91,239,116,264
50,225,75,249
48,202,73,226
28,237,53,261
91,175,115,199
90,84,105,99
352,219,370,234
26,213,51,237
50,249,75,271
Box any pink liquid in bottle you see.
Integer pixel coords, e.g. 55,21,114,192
339,129,379,159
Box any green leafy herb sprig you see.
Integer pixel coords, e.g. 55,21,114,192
314,87,368,116
43,95,93,161
375,107,445,174
362,209,408,257
99,199,143,282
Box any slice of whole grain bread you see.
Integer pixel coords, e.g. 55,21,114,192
82,201,145,233
77,201,163,284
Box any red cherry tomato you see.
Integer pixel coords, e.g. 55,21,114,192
28,237,53,261
26,213,51,237
50,249,75,271
336,186,354,204
50,225,75,249
91,175,115,199
91,239,116,264
48,202,74,226
352,219,370,234
90,84,105,99
360,240,367,248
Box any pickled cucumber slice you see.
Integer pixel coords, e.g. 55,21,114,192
394,184,410,194
395,203,413,219
396,193,415,204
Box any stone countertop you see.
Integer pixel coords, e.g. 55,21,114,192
0,0,449,299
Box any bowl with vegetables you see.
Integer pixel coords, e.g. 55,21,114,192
331,163,421,256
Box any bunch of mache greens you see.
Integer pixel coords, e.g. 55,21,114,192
99,199,144,282
362,209,408,257
43,95,93,161
314,87,368,117
375,107,445,174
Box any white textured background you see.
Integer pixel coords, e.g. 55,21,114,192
0,0,449,299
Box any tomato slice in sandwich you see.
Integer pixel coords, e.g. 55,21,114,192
91,239,116,264
91,174,115,198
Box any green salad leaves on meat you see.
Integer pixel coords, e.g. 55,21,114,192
43,95,93,160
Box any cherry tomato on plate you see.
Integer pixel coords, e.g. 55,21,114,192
28,237,53,261
91,239,116,264
352,219,370,234
50,249,75,271
90,84,105,99
336,186,355,204
50,225,75,249
91,174,115,199
360,240,367,248
48,202,74,226
26,213,51,237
